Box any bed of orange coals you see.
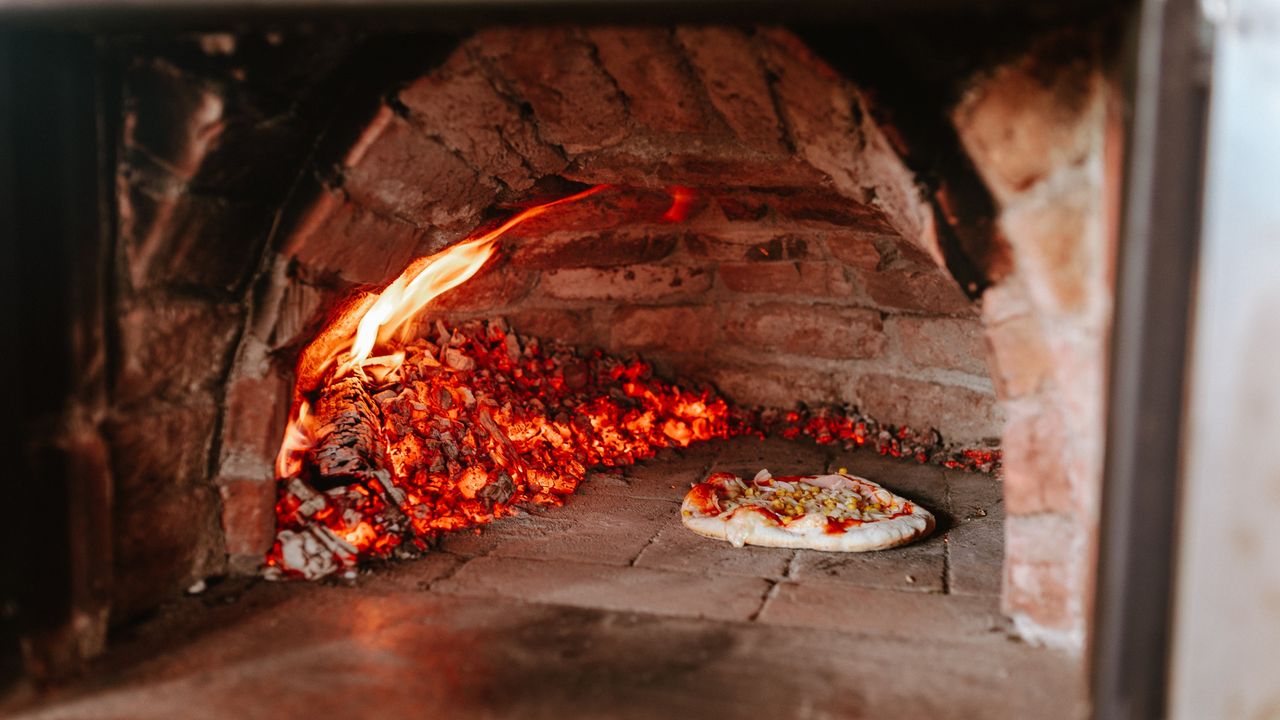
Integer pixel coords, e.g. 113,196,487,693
766,409,1001,473
265,319,748,579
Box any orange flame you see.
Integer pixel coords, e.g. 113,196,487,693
276,185,610,481
274,400,314,479
341,184,610,376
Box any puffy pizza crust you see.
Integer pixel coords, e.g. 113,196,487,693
680,473,934,552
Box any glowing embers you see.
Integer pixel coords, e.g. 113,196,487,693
769,409,1001,473
266,319,741,579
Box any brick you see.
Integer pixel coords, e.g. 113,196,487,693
504,307,601,347
342,112,497,230
565,146,826,190
586,27,712,134
700,361,841,410
854,374,1001,444
284,189,431,286
400,54,565,191
709,435,832,477
952,31,1102,203
123,57,226,181
949,508,1005,597
724,303,886,360
983,314,1053,399
104,400,218,501
188,114,313,199
1002,515,1084,636
980,278,1034,324
571,469,632,497
427,260,534,313
267,279,329,353
751,27,842,156
1043,337,1107,448
121,35,351,195
711,189,896,230
685,231,815,263
790,542,944,593
119,180,273,293
945,470,1004,521
620,445,722,500
718,262,854,298
114,298,242,405
540,264,712,302
357,553,466,594
759,583,1005,640
438,514,577,558
1005,514,1077,564
634,525,793,578
891,316,991,376
473,28,629,154
857,266,975,315
550,490,681,524
475,493,677,567
113,483,224,618
1000,181,1097,317
435,556,771,621
608,305,720,354
502,186,675,237
219,479,276,569
675,27,786,154
1001,403,1074,515
756,29,934,249
825,230,893,271
218,371,288,477
485,516,663,567
505,229,677,270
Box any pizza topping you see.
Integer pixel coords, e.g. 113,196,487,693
825,517,861,534
685,482,721,516
697,470,914,529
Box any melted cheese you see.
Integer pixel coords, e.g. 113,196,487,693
715,474,907,527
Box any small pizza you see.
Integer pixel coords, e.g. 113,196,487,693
680,469,934,552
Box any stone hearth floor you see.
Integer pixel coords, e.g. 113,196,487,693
7,437,1086,720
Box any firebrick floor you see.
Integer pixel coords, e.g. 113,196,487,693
6,437,1086,720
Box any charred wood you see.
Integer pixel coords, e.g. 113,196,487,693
306,370,389,490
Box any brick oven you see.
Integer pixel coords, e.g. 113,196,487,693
8,2,1212,717
123,21,1115,625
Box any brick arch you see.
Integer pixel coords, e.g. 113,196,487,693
268,25,996,430
281,27,957,283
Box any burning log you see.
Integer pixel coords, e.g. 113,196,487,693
306,369,388,490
